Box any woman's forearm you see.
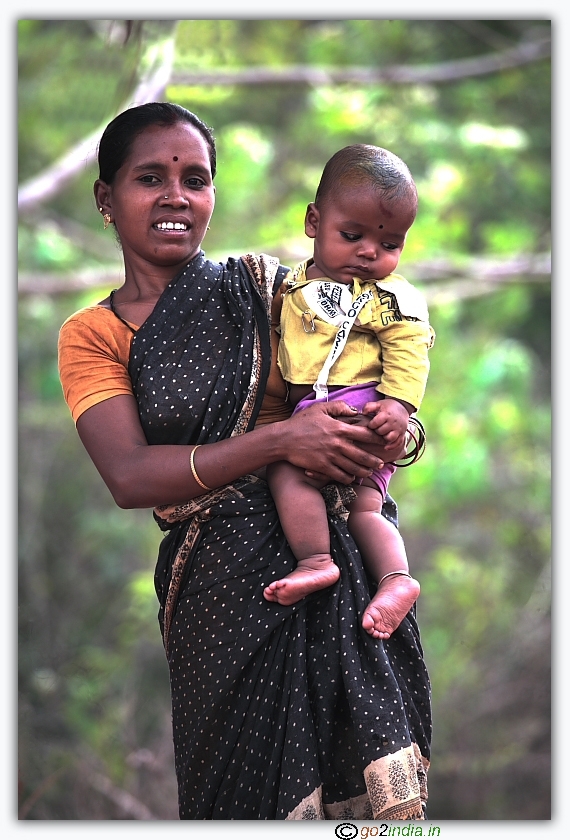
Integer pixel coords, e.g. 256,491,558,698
77,394,385,509
77,395,289,509
116,423,287,508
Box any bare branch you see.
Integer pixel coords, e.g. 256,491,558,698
88,771,158,820
405,252,551,284
18,767,68,819
18,253,551,301
19,266,125,296
170,37,550,88
415,253,551,306
18,35,549,215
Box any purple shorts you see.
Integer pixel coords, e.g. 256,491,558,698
293,382,397,498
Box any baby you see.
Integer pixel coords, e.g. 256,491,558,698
264,144,435,639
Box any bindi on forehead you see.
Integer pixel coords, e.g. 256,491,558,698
173,156,178,161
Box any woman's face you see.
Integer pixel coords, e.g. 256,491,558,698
101,121,216,278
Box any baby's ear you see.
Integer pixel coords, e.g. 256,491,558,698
304,203,320,239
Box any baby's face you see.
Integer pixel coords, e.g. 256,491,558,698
305,188,415,284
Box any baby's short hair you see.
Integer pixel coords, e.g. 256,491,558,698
315,144,417,210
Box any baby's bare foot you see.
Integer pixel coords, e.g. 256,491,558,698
362,573,420,639
263,554,339,605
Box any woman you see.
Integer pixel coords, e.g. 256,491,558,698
58,102,431,820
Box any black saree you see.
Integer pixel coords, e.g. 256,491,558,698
128,251,432,820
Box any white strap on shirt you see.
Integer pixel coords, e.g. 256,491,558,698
300,281,374,398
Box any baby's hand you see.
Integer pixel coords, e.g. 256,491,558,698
361,397,411,450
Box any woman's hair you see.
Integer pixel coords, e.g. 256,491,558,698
315,144,417,210
97,102,217,184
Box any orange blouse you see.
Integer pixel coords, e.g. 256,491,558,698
58,302,292,426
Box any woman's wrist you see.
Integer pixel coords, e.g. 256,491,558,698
189,446,213,491
190,421,286,491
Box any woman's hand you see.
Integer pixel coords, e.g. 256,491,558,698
280,400,394,484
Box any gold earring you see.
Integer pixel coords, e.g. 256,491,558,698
103,213,112,230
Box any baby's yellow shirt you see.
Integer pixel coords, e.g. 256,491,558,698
277,261,435,411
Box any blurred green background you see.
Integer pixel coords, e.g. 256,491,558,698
18,19,551,820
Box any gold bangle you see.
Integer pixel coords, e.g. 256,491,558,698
190,445,212,491
378,570,411,587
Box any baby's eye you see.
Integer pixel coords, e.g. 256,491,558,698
382,242,399,251
340,231,360,242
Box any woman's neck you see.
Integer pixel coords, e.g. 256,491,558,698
101,252,202,326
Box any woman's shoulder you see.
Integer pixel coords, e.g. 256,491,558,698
61,303,114,329
59,304,136,363
58,304,136,423
60,304,136,338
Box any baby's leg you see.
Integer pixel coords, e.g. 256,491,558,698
264,461,339,605
348,484,420,639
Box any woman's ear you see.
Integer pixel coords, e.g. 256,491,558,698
304,203,320,239
93,179,112,215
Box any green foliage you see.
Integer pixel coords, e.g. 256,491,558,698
18,19,550,820
391,282,550,808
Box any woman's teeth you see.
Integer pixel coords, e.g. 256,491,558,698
155,222,188,230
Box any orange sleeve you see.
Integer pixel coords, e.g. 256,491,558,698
58,307,137,424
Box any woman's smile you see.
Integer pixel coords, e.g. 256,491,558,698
153,221,190,231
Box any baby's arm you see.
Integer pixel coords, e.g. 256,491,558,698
368,280,435,448
364,293,423,447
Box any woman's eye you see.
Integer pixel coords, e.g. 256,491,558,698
186,178,205,189
139,175,160,184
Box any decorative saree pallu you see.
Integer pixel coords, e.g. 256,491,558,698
128,251,432,820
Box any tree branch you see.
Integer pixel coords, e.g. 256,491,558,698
413,253,551,305
17,253,551,301
405,252,551,283
169,37,550,87
88,771,158,820
18,36,549,215
19,266,126,295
